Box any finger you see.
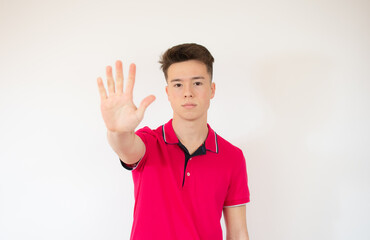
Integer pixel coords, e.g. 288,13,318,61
97,77,107,101
137,95,156,118
124,63,136,97
115,60,123,94
106,65,115,95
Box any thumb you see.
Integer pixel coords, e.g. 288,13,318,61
137,95,156,118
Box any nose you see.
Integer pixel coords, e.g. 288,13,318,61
183,83,193,98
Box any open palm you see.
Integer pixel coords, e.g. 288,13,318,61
97,61,155,133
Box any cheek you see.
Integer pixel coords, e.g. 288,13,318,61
198,89,212,98
173,90,184,98
167,90,181,102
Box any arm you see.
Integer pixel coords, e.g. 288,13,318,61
97,61,155,165
223,205,249,240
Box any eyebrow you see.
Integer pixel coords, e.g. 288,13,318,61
170,76,205,83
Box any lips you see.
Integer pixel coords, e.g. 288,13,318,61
182,103,197,108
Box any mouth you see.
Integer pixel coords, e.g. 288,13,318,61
182,103,197,109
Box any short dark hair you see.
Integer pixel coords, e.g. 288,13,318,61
159,43,214,81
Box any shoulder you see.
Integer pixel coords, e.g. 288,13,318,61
135,124,164,141
216,134,243,154
216,133,245,161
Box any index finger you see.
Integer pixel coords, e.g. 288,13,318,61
97,77,107,101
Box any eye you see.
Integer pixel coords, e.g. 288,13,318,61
194,82,203,86
174,83,182,88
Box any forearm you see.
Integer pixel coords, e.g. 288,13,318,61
107,130,144,165
224,205,249,240
226,231,249,240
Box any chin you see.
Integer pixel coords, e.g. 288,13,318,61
176,112,205,122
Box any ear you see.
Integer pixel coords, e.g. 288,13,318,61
165,85,169,99
210,82,216,99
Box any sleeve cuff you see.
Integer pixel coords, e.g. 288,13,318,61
120,158,141,171
223,203,247,208
223,197,250,207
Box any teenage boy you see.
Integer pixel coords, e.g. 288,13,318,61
97,43,250,240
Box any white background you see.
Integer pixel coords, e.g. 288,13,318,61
1,0,369,239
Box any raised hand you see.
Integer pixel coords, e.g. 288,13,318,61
97,60,155,133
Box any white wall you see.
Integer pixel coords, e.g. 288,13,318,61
1,0,369,239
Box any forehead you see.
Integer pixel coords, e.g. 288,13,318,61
167,60,209,81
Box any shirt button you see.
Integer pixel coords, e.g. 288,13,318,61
187,172,190,176
189,157,192,160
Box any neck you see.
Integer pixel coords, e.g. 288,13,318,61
172,114,209,148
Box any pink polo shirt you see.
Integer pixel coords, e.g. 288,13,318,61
121,119,250,240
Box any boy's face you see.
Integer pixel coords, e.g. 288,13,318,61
166,60,215,121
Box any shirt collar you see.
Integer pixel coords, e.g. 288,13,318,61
162,119,219,153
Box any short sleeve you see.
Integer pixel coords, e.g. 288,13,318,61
223,149,250,207
120,159,141,170
119,126,153,172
